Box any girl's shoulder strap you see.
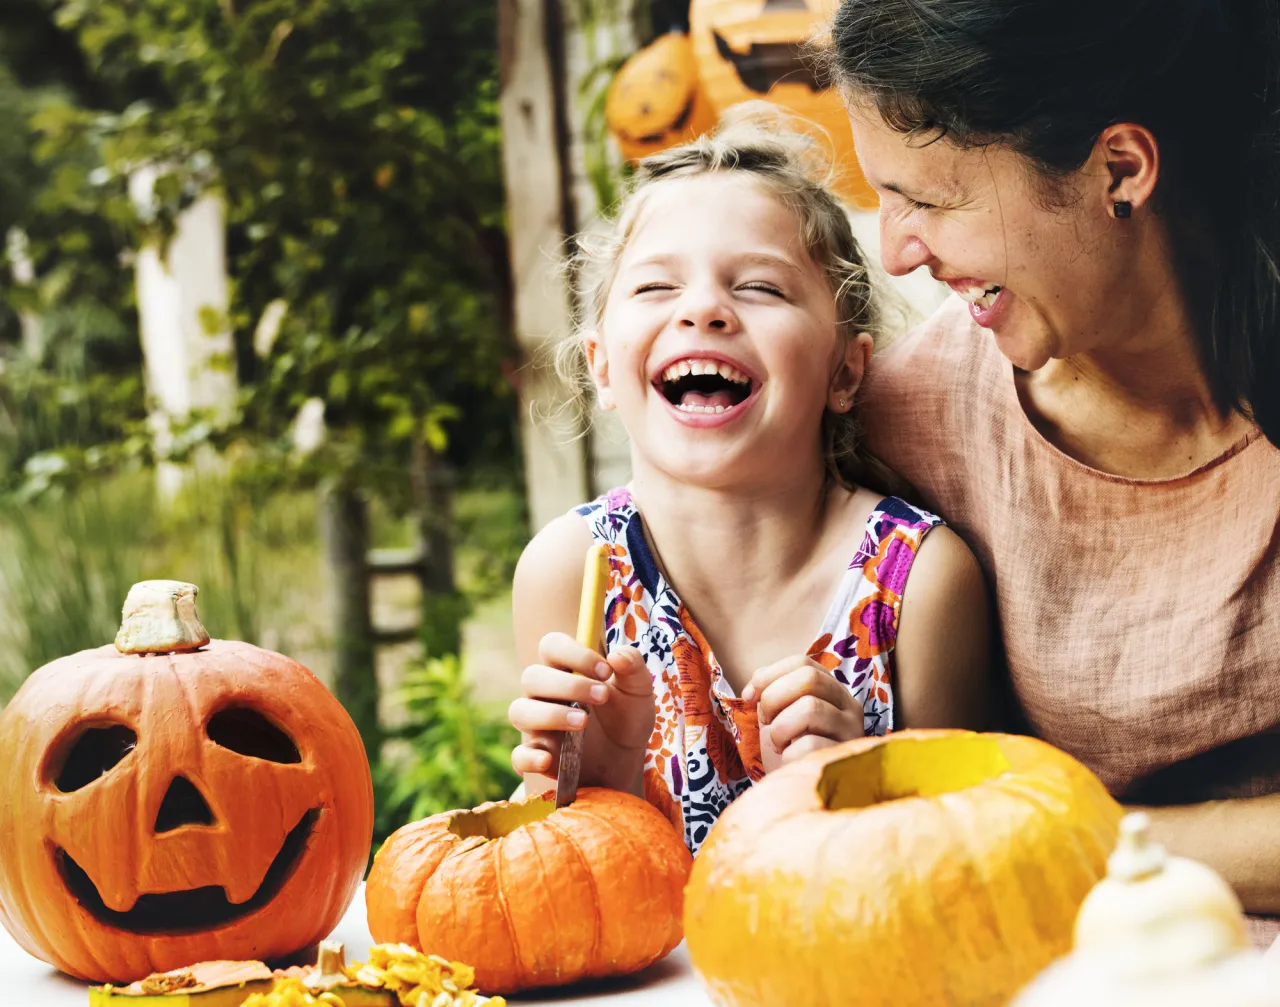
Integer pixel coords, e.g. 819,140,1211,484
865,494,945,547
572,485,639,548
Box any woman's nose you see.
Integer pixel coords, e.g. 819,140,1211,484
879,213,934,277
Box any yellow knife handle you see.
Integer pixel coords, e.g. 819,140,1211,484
574,544,610,657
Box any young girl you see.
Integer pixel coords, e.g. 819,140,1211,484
508,108,990,854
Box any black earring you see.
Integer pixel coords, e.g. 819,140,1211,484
1113,200,1132,219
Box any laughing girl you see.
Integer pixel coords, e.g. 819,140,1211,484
507,109,990,853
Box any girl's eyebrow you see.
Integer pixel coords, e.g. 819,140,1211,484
627,251,804,274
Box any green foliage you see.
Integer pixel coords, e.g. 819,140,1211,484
0,468,322,702
34,0,518,490
374,654,520,846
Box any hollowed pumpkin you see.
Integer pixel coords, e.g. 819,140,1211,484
684,729,1124,1007
365,787,692,995
689,0,877,207
605,30,717,161
0,581,374,982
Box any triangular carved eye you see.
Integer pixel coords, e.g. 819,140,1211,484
50,725,137,793
207,707,301,764
155,776,215,832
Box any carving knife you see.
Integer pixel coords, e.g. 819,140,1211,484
555,543,610,808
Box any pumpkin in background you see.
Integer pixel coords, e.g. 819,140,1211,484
0,580,374,982
1012,812,1280,1006
366,787,692,995
689,0,876,207
606,30,717,161
684,729,1124,1007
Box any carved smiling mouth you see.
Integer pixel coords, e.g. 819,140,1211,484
56,808,320,935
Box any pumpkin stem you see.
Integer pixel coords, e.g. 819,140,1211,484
305,941,348,989
114,580,211,655
1107,811,1167,883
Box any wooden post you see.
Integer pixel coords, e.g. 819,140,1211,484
321,484,381,759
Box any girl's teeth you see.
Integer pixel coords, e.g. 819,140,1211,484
676,403,728,414
660,360,750,384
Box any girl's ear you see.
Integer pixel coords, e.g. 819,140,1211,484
584,331,616,411
828,331,874,413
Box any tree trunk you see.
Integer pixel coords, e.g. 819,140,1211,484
321,483,381,759
410,440,466,659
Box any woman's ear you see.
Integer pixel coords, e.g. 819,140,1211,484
1095,123,1159,216
583,332,616,411
829,331,874,413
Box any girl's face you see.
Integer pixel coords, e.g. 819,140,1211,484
847,103,1139,372
591,173,860,492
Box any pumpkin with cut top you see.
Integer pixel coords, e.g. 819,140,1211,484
365,787,692,994
684,729,1124,1007
0,580,373,982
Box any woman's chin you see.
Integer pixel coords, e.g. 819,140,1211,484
991,329,1054,373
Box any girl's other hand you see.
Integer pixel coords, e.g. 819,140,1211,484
509,634,655,795
743,655,864,766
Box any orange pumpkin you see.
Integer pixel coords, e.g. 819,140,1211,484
689,0,877,207
684,730,1124,1007
606,30,718,161
0,580,374,982
365,787,692,995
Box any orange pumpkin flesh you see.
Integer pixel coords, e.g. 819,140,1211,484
685,730,1124,1007
0,583,374,983
366,787,693,995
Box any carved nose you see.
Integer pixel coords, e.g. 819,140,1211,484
155,776,215,832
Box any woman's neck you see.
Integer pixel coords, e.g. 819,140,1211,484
1019,245,1253,477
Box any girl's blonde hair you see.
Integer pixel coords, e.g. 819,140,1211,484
559,101,888,488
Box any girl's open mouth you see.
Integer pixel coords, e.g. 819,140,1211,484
655,358,756,415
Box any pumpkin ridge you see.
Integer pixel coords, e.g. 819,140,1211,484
520,825,565,983
567,800,667,972
542,815,605,971
491,828,527,990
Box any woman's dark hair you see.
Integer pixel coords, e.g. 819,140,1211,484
829,0,1280,446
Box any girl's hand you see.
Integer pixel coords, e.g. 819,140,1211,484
743,655,864,766
509,634,655,795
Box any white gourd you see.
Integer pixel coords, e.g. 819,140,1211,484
1012,812,1280,1007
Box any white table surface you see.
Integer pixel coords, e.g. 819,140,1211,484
4,884,713,1005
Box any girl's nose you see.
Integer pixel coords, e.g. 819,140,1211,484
879,213,935,277
677,288,739,333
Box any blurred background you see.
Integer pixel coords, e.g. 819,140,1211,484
0,0,945,847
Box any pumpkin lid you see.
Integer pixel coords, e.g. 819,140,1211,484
96,960,272,996
114,580,211,655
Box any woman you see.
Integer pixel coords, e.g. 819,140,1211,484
831,0,1280,944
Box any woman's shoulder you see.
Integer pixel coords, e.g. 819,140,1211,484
859,297,1008,498
864,296,997,406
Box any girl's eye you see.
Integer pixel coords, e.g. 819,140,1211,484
634,282,675,294
739,282,784,297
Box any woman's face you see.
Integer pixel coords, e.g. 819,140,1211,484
848,103,1139,372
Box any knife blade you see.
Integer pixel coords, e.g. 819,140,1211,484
555,543,610,808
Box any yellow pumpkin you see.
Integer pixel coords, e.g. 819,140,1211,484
1012,812,1280,1007
684,730,1123,1007
689,0,876,207
606,31,718,161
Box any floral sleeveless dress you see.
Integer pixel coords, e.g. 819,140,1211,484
573,487,944,854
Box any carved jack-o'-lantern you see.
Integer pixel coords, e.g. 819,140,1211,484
606,30,718,161
690,0,876,207
0,581,374,982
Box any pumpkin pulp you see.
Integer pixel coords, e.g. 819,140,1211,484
447,797,555,842
817,733,1012,811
